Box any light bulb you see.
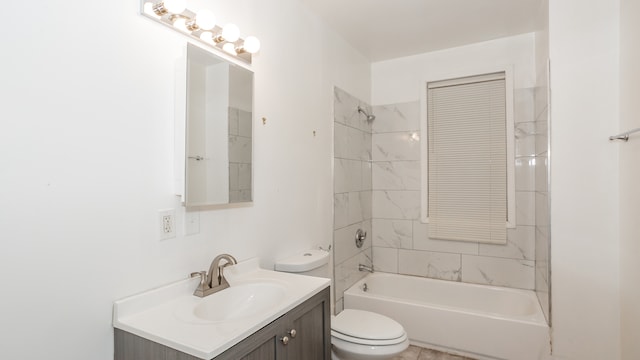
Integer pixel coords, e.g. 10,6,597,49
199,31,214,43
164,0,186,14
242,36,261,54
195,10,216,30
221,24,240,42
173,17,189,32
223,42,237,55
143,2,160,17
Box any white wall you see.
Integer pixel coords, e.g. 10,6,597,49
0,0,369,358
548,0,621,358
619,0,640,358
371,33,536,105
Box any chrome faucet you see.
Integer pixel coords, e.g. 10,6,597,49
358,264,374,273
190,254,238,297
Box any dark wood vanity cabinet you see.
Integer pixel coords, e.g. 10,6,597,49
114,287,331,360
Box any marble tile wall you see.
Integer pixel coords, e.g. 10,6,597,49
370,88,537,291
534,83,551,323
229,107,252,202
333,87,373,313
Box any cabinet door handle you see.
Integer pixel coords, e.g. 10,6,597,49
288,329,297,338
280,336,289,345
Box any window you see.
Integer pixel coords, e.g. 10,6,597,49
421,71,515,244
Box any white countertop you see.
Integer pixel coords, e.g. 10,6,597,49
113,258,330,359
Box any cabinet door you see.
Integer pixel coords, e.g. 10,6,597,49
280,288,331,360
285,301,327,360
214,318,283,360
239,335,278,360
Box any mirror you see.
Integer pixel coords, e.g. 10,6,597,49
185,43,253,207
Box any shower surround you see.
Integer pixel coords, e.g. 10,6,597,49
370,90,538,291
333,85,548,317
333,87,373,313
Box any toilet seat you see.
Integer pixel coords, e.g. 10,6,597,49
331,309,407,346
331,330,408,346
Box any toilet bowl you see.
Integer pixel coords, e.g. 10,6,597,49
331,309,409,360
275,251,409,360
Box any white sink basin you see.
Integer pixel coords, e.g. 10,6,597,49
192,282,286,322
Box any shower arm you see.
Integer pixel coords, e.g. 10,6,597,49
357,106,375,121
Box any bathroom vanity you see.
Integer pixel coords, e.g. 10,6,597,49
115,288,329,359
113,259,331,359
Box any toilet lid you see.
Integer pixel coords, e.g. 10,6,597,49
332,309,405,341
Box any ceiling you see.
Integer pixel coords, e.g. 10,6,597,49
296,0,546,62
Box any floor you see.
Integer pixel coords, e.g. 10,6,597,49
393,345,477,360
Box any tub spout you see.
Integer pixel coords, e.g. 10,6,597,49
358,264,374,273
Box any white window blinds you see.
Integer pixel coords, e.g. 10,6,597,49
427,72,507,244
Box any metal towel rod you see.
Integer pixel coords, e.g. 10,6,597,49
609,127,640,142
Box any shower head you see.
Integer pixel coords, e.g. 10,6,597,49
357,106,376,121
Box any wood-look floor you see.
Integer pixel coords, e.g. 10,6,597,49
393,345,478,360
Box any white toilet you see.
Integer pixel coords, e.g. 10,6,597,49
275,250,409,360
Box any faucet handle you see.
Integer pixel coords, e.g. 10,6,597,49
190,271,207,286
191,271,209,297
318,245,332,252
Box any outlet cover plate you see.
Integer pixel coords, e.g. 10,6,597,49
158,209,176,240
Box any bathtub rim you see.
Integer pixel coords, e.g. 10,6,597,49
344,272,548,326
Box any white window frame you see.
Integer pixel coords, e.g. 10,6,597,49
420,65,516,229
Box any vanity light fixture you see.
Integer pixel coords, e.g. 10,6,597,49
217,24,241,43
150,0,186,16
236,36,261,54
140,0,261,64
171,15,191,33
222,42,237,55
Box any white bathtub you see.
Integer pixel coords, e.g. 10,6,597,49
344,272,550,360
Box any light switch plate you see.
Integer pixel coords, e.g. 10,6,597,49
184,211,200,236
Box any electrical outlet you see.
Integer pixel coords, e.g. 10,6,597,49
158,209,176,240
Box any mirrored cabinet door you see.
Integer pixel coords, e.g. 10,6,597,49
184,43,253,207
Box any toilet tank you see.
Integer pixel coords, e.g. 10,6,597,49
275,250,330,278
